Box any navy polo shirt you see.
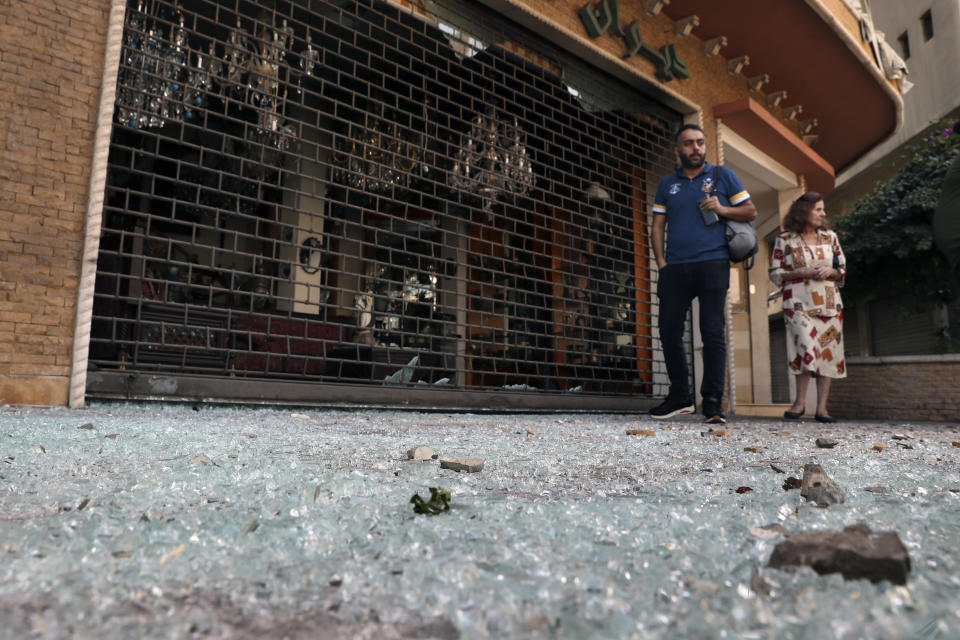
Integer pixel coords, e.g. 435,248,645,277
653,162,751,264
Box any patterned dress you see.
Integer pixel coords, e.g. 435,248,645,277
769,230,847,378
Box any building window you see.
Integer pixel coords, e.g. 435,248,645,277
897,31,911,59
921,9,934,41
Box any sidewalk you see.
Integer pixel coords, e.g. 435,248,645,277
1,402,957,639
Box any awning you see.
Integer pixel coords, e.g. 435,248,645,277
715,97,835,195
664,0,901,177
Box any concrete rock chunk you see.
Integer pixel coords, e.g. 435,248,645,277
768,523,911,585
801,463,846,505
407,446,436,461
439,458,484,473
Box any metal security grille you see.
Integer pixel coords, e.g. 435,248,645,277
88,0,683,409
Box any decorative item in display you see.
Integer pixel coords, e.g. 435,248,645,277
449,107,535,212
116,0,310,151
331,105,426,193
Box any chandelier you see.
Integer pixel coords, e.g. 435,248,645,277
222,15,296,151
115,1,309,151
331,104,426,194
117,1,193,129
449,108,534,212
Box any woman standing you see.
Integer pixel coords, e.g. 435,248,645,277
769,192,847,423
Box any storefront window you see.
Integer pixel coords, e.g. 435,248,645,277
90,0,682,406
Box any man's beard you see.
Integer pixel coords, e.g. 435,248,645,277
680,152,705,170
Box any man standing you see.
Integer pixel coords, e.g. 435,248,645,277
649,124,757,423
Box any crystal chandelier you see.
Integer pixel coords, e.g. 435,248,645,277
296,36,319,94
449,108,534,212
222,15,296,151
115,1,307,151
117,1,190,129
331,104,425,194
183,42,220,120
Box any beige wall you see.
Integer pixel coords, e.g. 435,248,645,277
718,125,803,411
0,0,110,405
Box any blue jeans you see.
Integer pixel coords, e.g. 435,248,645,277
656,259,729,402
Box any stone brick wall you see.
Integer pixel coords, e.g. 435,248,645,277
0,1,110,405
830,356,960,422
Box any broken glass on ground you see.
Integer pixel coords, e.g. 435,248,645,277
0,403,957,638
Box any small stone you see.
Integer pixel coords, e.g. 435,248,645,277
735,486,753,494
750,523,790,539
801,464,846,505
626,429,655,436
952,441,960,448
873,443,885,452
526,428,539,436
767,523,911,585
439,458,484,473
815,438,838,448
782,477,802,491
863,486,888,494
78,423,96,431
743,447,764,453
892,434,914,441
750,570,775,597
770,463,785,474
407,446,436,461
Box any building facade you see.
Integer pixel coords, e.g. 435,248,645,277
823,0,960,420
1,0,901,412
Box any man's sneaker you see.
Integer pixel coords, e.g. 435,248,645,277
704,411,726,424
649,396,695,419
703,400,726,424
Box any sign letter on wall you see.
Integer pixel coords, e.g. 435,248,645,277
579,0,625,38
579,0,690,82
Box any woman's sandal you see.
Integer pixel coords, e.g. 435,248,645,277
815,414,837,423
783,409,804,419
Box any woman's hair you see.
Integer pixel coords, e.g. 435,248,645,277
782,191,825,233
